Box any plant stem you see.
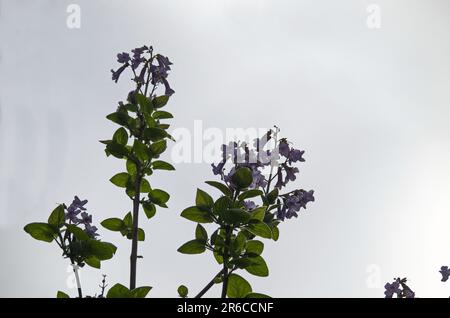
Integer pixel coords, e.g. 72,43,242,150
129,168,142,290
221,226,232,298
195,268,225,298
70,260,82,298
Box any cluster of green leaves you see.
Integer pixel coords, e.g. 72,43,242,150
100,93,174,240
56,284,152,298
178,167,282,298
24,205,116,269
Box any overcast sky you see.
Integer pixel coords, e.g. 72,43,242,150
1,0,450,297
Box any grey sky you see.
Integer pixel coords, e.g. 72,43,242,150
1,0,450,297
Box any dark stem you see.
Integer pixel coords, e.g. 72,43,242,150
194,268,225,298
129,167,142,290
221,226,232,298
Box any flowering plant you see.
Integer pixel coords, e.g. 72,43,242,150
24,196,116,298
177,128,315,298
24,45,175,298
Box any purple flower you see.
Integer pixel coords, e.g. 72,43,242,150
161,77,175,96
275,167,285,189
279,140,290,157
277,190,315,221
111,64,128,83
117,52,130,64
440,266,450,282
85,224,99,238
65,209,81,223
79,212,92,225
384,279,401,298
212,161,225,175
243,201,256,210
249,168,267,189
403,288,415,298
284,166,299,184
156,54,172,71
65,196,88,223
289,149,305,163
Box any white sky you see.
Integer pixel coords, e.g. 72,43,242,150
1,0,450,297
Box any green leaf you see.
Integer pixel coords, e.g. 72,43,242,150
137,228,145,241
107,283,130,298
181,206,214,223
88,240,117,261
136,94,153,111
85,256,101,269
227,274,252,298
213,196,232,215
149,140,167,155
110,172,130,188
148,189,170,206
247,221,272,239
266,188,279,204
113,127,128,146
144,127,167,142
246,240,264,256
250,207,266,222
152,95,169,108
48,204,65,228
101,218,125,232
196,188,214,208
177,239,206,254
205,181,232,197
231,231,246,254
230,257,258,269
126,160,137,175
130,286,152,298
195,224,208,242
143,202,156,219
65,224,90,241
24,223,56,242
231,167,253,189
133,140,150,162
106,111,132,127
245,292,271,298
140,178,151,193
271,226,279,241
177,285,188,298
152,160,175,171
221,208,251,225
106,142,129,159
124,103,138,112
123,212,132,228
153,110,173,119
239,189,263,201
245,256,269,277
56,291,70,298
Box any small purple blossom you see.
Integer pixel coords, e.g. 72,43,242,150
243,201,256,210
384,279,401,298
79,212,92,226
65,196,88,223
111,64,128,83
277,190,315,221
440,266,450,282
85,224,99,238
117,52,130,64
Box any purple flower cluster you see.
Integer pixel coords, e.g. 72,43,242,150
384,278,415,298
440,266,450,282
278,190,315,220
111,45,174,96
210,129,314,220
274,140,305,189
64,196,99,238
